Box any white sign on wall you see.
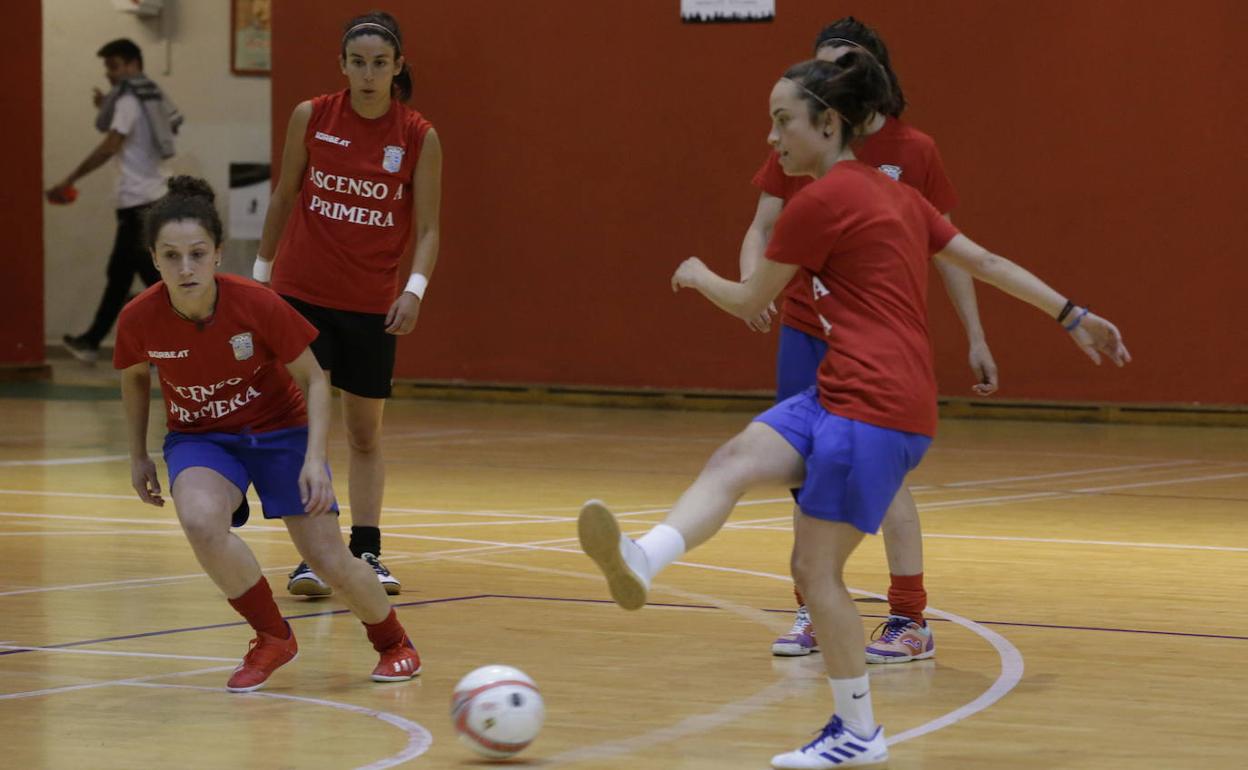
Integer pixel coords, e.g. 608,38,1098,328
681,0,775,23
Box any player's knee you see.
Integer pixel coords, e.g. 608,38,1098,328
345,428,382,454
302,544,352,585
790,547,843,595
703,436,754,482
176,504,229,546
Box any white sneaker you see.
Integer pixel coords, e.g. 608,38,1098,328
287,561,332,597
578,499,650,610
771,716,888,769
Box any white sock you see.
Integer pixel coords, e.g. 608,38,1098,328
828,674,875,737
634,524,686,582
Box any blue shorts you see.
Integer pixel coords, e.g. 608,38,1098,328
163,426,338,522
776,325,828,403
754,388,932,534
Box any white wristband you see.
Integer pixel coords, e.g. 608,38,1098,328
404,273,428,300
252,257,273,282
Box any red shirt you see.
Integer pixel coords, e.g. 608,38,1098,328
764,161,959,436
113,274,319,434
273,90,433,314
752,117,957,337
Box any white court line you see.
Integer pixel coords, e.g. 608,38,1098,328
886,604,1023,745
0,530,187,538
938,460,1201,488
380,518,570,529
1075,471,1248,492
0,489,138,502
430,541,1022,762
2,464,1240,598
0,644,236,662
704,522,1248,554
0,664,236,701
0,673,432,769
0,454,129,467
0,489,576,520
922,533,1248,553
124,682,433,770
0,571,210,598
369,427,478,442
912,469,1248,512
545,662,813,766
0,511,182,526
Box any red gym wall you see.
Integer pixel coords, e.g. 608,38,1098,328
3,0,44,366
272,0,1248,405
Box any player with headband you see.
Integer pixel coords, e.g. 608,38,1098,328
254,10,443,598
581,51,1129,768
741,17,995,664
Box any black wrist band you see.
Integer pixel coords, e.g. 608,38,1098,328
1056,300,1076,323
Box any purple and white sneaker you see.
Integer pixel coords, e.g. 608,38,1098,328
865,614,934,664
772,605,819,656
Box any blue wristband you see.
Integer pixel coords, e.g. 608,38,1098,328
1063,307,1089,332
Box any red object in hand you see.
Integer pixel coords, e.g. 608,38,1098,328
47,185,78,205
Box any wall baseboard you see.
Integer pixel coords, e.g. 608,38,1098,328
392,380,1248,427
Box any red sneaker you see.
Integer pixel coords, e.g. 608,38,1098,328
371,637,422,682
226,624,298,693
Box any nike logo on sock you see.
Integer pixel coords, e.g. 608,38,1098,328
852,691,868,699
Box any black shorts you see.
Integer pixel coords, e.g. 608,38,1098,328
281,295,395,399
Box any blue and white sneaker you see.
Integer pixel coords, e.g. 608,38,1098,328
771,715,888,769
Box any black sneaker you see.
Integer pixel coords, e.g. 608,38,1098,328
287,561,332,597
361,553,401,595
62,334,99,364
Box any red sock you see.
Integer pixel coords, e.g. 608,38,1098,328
888,573,926,625
227,577,289,639
363,608,407,651
793,585,805,608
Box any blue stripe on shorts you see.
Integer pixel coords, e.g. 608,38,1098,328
776,325,828,403
163,426,338,521
754,387,931,534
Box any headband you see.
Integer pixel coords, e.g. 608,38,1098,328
816,37,863,51
342,22,402,54
782,78,834,112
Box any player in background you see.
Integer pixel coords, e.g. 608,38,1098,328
254,11,443,598
52,38,179,364
117,176,422,692
580,53,1129,768
740,17,997,662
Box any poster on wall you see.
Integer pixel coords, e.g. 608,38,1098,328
681,0,774,24
231,0,271,75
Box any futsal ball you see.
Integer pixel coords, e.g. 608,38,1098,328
451,664,545,759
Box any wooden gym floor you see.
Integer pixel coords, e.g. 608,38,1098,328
0,374,1245,769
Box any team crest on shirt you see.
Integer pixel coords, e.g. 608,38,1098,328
382,145,405,173
229,332,254,361
878,164,903,181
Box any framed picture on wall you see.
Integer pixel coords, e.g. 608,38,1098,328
231,0,271,75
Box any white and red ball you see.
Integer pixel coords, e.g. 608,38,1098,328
450,665,545,759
